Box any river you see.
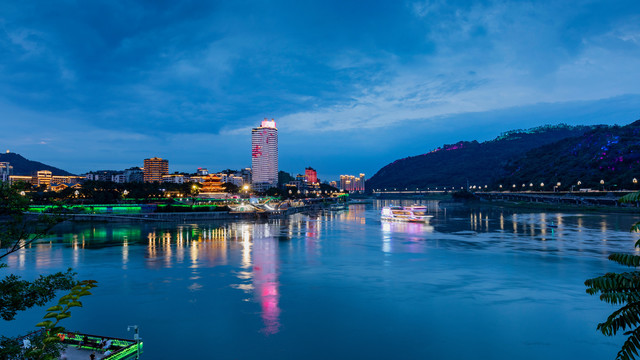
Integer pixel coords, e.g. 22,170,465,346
2,200,639,359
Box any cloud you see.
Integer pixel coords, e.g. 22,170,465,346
1,0,640,177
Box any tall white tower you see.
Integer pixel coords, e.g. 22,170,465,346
251,118,278,191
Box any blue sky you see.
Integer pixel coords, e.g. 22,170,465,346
2,0,640,180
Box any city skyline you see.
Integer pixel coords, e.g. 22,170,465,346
1,1,640,180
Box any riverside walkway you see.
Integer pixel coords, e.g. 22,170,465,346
60,204,321,222
475,191,638,207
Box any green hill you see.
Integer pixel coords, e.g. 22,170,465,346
367,121,640,191
498,120,640,191
0,152,74,176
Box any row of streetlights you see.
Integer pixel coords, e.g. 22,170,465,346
374,178,638,192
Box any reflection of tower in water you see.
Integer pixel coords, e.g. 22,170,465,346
251,223,281,335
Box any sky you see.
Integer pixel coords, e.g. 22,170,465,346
1,0,640,180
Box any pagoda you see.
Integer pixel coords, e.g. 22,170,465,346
199,175,228,198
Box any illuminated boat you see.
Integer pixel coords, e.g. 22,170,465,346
381,205,433,223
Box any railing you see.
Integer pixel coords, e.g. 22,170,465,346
62,332,143,360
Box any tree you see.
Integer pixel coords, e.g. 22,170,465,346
0,182,90,359
222,182,240,194
585,191,640,360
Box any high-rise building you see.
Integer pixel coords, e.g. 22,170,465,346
340,173,365,192
251,119,278,191
305,167,318,184
143,157,169,183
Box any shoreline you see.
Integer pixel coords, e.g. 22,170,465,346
56,204,316,223
455,199,640,214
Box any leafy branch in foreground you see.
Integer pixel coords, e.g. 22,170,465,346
1,183,76,321
0,265,76,321
0,182,67,260
586,191,640,360
26,280,98,360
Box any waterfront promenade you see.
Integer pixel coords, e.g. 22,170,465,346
62,205,314,222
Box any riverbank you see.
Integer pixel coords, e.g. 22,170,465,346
57,205,316,222
460,198,640,214
365,193,454,201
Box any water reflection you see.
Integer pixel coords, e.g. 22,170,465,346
4,203,640,346
140,222,285,334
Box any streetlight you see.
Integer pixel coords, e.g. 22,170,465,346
127,325,141,359
600,179,605,191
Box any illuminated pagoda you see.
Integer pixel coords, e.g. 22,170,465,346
199,174,228,198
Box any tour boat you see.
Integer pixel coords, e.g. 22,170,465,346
381,205,433,223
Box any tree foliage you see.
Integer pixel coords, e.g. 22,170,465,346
1,182,94,359
585,191,640,360
0,183,65,259
0,266,76,321
367,124,596,190
367,120,640,191
27,280,97,360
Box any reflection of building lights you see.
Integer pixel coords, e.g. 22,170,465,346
123,239,129,268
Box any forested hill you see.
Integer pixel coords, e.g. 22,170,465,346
497,120,640,190
366,123,616,191
0,152,74,176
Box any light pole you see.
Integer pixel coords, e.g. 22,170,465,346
127,325,141,359
600,179,605,191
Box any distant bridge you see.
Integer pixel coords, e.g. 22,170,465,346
372,189,639,207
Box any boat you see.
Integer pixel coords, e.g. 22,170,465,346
328,203,348,211
381,205,433,223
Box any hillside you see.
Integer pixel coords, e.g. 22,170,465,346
366,124,607,191
498,120,640,190
0,152,74,176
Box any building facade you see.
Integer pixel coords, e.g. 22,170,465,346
251,119,278,191
305,167,318,184
124,167,144,183
340,173,366,192
0,162,13,182
85,170,120,182
143,157,169,183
